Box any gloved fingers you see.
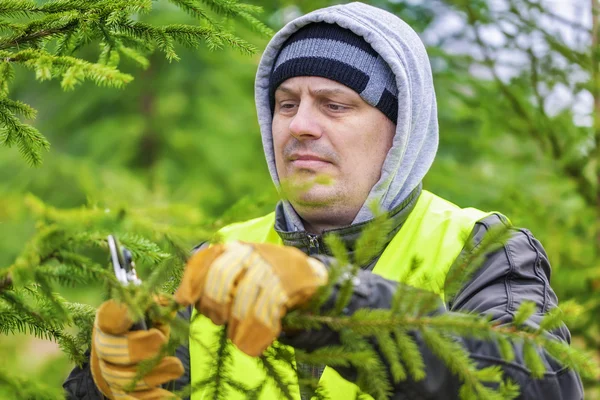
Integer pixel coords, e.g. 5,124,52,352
94,325,168,365
108,388,179,400
127,388,181,400
251,243,310,274
254,274,288,330
96,297,176,337
152,321,170,338
200,242,255,324
103,390,137,400
229,254,272,325
97,300,134,335
283,258,328,309
153,294,172,308
254,244,328,286
99,356,184,392
141,356,185,388
98,359,152,392
150,295,177,336
90,331,114,399
230,276,288,356
230,308,284,357
254,244,328,308
174,244,226,307
306,257,329,286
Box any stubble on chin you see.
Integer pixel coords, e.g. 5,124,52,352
280,172,338,207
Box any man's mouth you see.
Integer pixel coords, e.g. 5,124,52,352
289,154,332,169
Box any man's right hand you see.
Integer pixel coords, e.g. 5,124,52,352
90,300,184,400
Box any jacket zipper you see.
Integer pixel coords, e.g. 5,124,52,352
307,234,320,255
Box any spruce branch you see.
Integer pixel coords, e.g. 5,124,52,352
0,61,14,95
200,0,251,17
0,291,89,364
282,209,600,398
393,328,426,381
0,13,79,50
1,0,266,165
0,99,49,166
212,327,233,400
462,2,596,206
444,223,512,304
0,270,13,293
294,346,373,368
226,378,260,397
124,323,182,393
422,328,513,400
168,0,213,23
0,298,52,339
284,307,600,382
346,332,392,400
306,234,348,312
375,331,407,383
0,0,39,19
259,351,296,400
0,366,64,400
353,202,393,267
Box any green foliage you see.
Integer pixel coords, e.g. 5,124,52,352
1,0,599,399
283,226,600,399
0,0,267,165
0,366,64,400
394,328,426,381
425,0,600,391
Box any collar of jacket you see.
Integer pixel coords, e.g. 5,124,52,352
274,184,422,268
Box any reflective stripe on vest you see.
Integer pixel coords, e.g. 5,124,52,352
190,190,491,400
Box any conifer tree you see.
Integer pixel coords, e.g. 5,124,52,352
424,0,600,391
0,0,269,166
0,0,268,398
1,1,599,399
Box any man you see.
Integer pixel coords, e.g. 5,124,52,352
64,2,583,399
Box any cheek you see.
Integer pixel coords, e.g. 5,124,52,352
271,120,288,174
343,119,393,180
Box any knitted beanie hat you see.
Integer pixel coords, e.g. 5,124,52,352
269,22,398,123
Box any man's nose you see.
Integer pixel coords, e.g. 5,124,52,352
288,103,323,140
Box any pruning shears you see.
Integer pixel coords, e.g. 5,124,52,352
108,234,142,287
107,234,148,330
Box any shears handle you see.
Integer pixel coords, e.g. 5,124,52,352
107,234,148,331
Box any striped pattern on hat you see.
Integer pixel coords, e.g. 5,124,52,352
269,22,398,123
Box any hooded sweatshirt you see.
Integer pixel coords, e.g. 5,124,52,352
255,2,439,231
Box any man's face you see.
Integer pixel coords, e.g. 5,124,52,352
272,76,396,229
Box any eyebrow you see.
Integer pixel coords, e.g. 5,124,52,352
312,88,350,96
275,85,353,97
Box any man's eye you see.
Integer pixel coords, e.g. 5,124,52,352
279,102,297,111
327,103,347,112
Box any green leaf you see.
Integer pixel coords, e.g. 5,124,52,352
60,64,84,90
473,365,503,383
0,61,14,95
497,336,514,363
512,301,536,327
523,342,546,378
394,328,426,381
34,56,53,81
375,332,406,383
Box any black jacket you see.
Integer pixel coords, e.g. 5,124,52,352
64,190,584,399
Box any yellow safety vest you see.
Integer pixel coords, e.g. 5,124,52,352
189,190,492,399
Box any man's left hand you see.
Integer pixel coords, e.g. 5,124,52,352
174,241,328,356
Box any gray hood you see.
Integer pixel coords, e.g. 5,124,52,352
255,2,438,230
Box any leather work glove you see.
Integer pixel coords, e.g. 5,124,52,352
174,241,328,356
90,299,184,400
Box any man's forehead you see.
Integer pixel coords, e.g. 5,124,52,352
275,77,358,97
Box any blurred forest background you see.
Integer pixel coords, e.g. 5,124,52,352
1,0,599,397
